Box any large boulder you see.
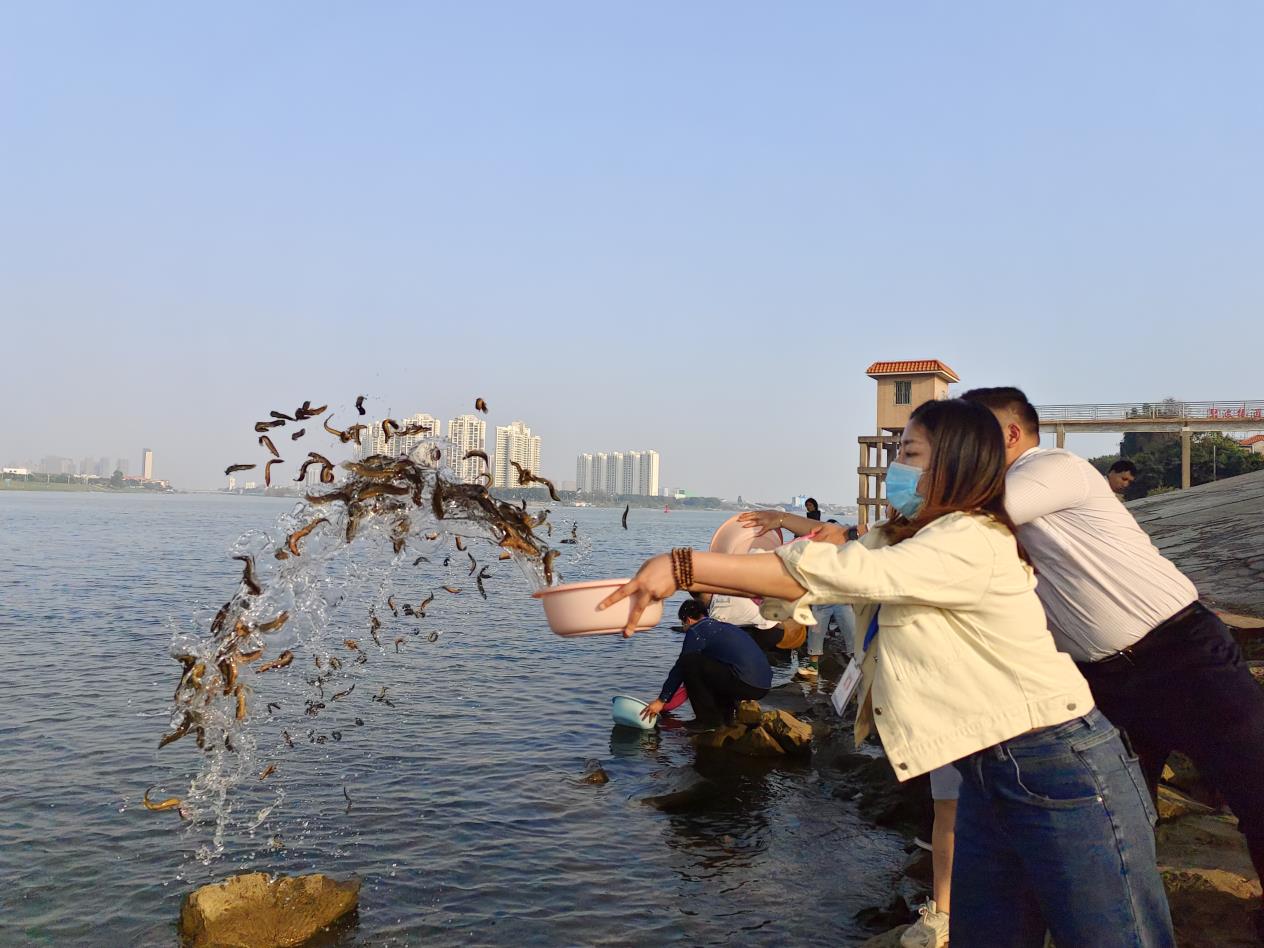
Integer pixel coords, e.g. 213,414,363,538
761,709,813,755
730,725,786,758
735,700,763,725
179,872,360,948
1157,784,1216,821
1157,812,1261,948
691,723,747,750
1161,751,1219,807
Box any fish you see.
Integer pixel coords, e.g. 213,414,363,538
622,504,629,529
238,648,263,662
442,585,460,595
412,555,429,566
509,461,561,501
343,639,360,651
257,611,290,633
270,410,295,421
294,401,327,420
323,415,349,441
142,787,183,812
355,395,366,415
255,420,285,433
474,398,488,413
158,713,194,749
328,656,343,671
467,552,478,575
387,595,399,617
369,615,382,648
476,575,487,599
542,549,559,586
233,555,262,596
294,459,319,482
290,428,305,440
394,636,404,653
332,684,355,700
307,451,333,467
343,785,353,812
372,686,395,707
425,531,440,541
235,685,247,721
211,601,233,634
463,449,489,465
398,422,432,437
418,592,434,614
331,731,342,742
454,535,466,551
264,458,283,487
266,702,281,714
220,658,238,695
346,423,367,445
428,630,440,643
259,435,279,458
259,765,276,780
320,464,334,484
282,730,294,748
256,650,294,674
498,551,511,560
285,518,327,556
305,701,325,717
224,464,256,475
381,419,400,440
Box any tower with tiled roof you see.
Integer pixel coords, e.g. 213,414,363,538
857,359,960,526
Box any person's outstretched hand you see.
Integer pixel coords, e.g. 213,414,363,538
737,510,783,537
641,699,666,720
597,553,676,636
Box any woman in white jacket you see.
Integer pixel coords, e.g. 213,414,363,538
600,398,1173,948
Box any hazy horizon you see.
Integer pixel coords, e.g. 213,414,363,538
4,3,1261,497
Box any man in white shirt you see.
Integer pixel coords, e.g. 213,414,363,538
963,386,1264,912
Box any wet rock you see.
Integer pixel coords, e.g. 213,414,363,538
1158,811,1261,948
1248,660,1264,686
1157,784,1216,821
854,892,914,933
640,777,721,812
759,682,812,717
179,871,359,948
690,723,747,750
761,709,812,755
580,760,610,785
730,725,785,757
735,700,763,725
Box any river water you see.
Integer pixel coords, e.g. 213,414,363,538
0,491,905,946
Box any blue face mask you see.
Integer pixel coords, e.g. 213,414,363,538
885,461,925,518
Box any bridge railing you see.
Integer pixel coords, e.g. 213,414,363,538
1035,401,1264,423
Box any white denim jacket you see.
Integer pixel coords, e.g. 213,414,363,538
760,512,1094,780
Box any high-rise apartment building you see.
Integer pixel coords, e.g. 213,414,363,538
141,449,154,480
361,414,442,462
574,448,661,496
576,453,594,494
493,421,541,488
116,458,130,476
448,414,487,483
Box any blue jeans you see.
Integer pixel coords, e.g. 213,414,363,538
952,708,1174,948
808,603,855,655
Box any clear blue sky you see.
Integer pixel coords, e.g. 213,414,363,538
3,2,1260,497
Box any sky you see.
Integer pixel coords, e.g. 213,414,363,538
2,2,1261,499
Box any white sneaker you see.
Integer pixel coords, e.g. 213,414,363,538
900,899,949,948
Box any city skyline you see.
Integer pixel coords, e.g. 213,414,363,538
576,450,661,497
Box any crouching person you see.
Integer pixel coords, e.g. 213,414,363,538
639,599,771,730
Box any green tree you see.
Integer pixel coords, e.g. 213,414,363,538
110,470,124,489
1090,433,1262,499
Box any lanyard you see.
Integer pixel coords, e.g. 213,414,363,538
862,607,882,652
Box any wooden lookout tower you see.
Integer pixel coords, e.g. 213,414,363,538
857,359,960,527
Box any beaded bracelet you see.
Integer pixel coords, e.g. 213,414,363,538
671,547,694,590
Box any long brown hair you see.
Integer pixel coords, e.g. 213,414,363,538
883,398,1028,562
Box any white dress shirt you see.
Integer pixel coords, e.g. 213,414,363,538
1005,447,1197,662
709,593,779,629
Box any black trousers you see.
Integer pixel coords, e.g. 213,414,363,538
1078,602,1264,889
678,652,768,728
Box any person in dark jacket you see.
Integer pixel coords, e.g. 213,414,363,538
640,599,772,728
804,497,822,521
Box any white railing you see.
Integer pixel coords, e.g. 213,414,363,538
1035,401,1264,423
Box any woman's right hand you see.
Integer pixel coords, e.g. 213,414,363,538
737,510,784,537
597,553,678,637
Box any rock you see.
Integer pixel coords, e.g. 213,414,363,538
640,777,721,812
856,927,911,947
1157,784,1216,821
1160,751,1219,807
179,872,359,948
1157,812,1261,948
730,725,786,757
1248,660,1264,686
735,700,763,725
690,723,747,750
580,760,610,785
761,709,813,755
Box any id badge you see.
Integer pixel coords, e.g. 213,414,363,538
831,658,862,716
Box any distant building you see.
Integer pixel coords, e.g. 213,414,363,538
447,414,487,483
226,476,236,491
116,458,130,476
575,448,660,496
576,453,594,493
2,467,30,476
141,449,154,480
493,421,542,488
1241,434,1264,456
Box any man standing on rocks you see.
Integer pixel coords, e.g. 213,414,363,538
963,386,1264,931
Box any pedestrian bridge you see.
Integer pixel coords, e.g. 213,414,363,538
1034,400,1264,488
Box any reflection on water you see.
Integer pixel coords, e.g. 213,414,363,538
0,492,904,945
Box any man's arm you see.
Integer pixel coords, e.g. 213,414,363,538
1004,452,1092,526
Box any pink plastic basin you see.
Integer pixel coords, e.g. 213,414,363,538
535,578,664,637
708,515,784,556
